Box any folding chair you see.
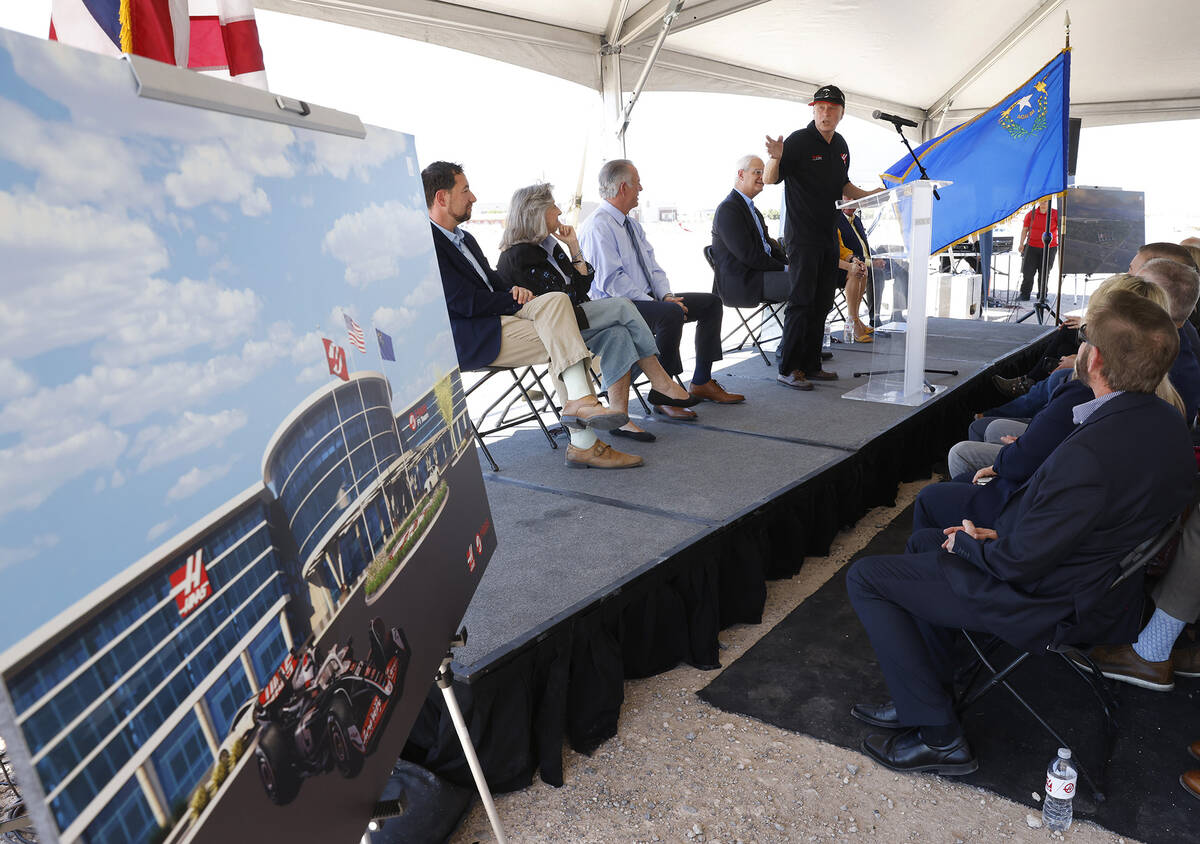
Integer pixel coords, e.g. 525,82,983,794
464,364,561,471
953,514,1184,802
704,246,785,366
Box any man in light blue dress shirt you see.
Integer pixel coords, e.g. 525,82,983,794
578,159,744,420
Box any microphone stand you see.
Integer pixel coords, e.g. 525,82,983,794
891,122,940,200
1016,216,1060,325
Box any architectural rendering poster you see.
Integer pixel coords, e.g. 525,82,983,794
0,29,496,844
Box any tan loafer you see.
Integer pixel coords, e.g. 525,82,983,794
565,440,644,469
560,398,628,431
688,378,746,404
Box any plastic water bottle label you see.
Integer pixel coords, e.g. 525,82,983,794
1046,771,1076,799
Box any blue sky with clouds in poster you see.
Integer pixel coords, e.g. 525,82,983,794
0,29,456,651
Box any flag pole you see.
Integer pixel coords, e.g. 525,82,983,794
1054,11,1071,326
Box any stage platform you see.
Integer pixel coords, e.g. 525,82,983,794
403,318,1055,792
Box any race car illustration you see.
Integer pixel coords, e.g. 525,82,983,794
251,617,411,805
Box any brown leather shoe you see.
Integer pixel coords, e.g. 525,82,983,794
652,404,698,421
1073,643,1174,691
565,440,643,469
1173,641,1200,677
688,378,745,404
560,398,628,431
1189,740,1200,762
1181,770,1200,800
807,368,839,381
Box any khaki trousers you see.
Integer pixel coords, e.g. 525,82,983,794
489,292,594,403
1153,503,1200,622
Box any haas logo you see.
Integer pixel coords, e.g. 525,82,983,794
170,550,211,619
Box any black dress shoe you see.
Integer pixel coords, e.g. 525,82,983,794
647,388,701,408
821,350,834,360
851,701,900,728
612,427,656,442
862,728,978,776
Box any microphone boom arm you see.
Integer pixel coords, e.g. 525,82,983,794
893,123,940,201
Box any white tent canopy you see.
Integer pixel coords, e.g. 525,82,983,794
256,0,1200,140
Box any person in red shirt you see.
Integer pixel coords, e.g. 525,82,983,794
1016,198,1058,301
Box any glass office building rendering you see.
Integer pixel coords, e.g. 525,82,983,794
1,371,469,843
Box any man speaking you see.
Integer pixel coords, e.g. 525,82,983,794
765,84,881,391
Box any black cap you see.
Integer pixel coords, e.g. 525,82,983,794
809,84,845,107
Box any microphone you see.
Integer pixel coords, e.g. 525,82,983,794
873,110,919,129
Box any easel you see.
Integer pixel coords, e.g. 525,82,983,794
363,629,508,843
132,62,510,844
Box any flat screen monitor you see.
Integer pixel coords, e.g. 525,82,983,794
1061,187,1145,275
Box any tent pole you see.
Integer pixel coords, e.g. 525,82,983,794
617,0,684,144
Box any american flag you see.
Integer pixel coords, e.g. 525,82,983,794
50,0,267,89
344,313,367,353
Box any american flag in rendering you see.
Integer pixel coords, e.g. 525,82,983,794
50,0,267,89
344,313,367,353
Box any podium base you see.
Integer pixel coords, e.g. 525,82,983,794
842,382,948,406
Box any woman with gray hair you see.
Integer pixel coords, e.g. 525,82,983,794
498,183,697,442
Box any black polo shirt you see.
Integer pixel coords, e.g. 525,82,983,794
779,121,850,247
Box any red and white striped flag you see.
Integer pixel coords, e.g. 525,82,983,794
50,0,267,89
187,0,267,89
343,313,367,353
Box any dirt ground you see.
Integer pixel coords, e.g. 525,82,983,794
449,479,1138,844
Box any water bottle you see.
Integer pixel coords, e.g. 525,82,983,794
1042,747,1077,831
843,321,854,344
822,317,832,348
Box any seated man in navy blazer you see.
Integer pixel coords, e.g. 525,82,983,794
711,155,790,310
422,161,640,470
846,290,1194,775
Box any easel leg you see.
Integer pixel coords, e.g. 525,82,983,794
436,637,508,843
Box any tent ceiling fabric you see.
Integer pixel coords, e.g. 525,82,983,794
255,0,1200,127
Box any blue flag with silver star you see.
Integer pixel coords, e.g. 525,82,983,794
376,328,396,361
882,50,1070,254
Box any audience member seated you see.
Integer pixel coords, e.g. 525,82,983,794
1078,497,1200,692
711,155,789,309
422,161,641,470
580,159,744,420
1137,258,1200,426
845,290,1194,776
991,240,1200,399
918,276,1183,533
950,275,1184,477
495,183,699,444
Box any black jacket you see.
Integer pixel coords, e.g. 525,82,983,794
711,189,786,308
945,391,1194,652
429,223,518,372
496,241,594,329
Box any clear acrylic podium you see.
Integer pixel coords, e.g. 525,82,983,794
838,180,952,406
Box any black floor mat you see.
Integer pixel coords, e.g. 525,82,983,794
699,503,1200,843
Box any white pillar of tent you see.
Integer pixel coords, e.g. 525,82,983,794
599,47,625,160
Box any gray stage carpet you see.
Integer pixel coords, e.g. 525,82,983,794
453,318,1054,672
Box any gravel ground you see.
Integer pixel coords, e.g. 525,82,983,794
449,479,1138,844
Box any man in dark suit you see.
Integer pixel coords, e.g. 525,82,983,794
711,155,790,310
422,161,641,470
845,290,1194,775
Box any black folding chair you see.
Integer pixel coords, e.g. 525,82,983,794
464,365,561,471
953,514,1184,802
704,245,785,366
